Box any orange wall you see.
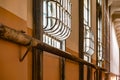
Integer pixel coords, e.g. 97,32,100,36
65,60,79,80
0,39,30,80
43,52,60,80
0,7,32,80
65,0,79,80
0,0,109,80
66,0,79,54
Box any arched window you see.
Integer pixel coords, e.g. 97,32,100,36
43,0,72,49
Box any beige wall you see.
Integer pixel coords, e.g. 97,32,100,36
0,0,27,20
27,0,33,29
0,0,33,29
110,22,119,75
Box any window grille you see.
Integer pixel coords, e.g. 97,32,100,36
98,18,104,67
43,0,72,49
84,25,94,55
97,0,104,67
84,0,94,59
84,54,91,62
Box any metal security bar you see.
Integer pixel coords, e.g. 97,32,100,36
83,0,94,63
43,0,72,40
97,0,104,67
84,24,94,55
0,24,106,71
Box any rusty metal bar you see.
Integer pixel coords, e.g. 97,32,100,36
0,24,106,71
33,0,43,80
79,0,84,80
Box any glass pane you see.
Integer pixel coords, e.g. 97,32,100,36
89,10,90,26
84,28,94,55
43,34,61,49
84,55,89,61
84,8,88,24
84,0,87,8
60,7,62,21
84,55,91,62
43,1,47,28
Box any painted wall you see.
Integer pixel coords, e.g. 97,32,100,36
0,0,112,80
0,0,32,80
0,0,27,20
0,0,33,28
0,0,80,80
43,52,60,80
0,39,28,80
66,0,79,54
110,23,119,75
0,7,32,80
65,0,79,80
91,0,96,63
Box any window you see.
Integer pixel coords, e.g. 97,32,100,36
43,0,72,49
84,54,91,62
84,0,94,62
97,0,104,67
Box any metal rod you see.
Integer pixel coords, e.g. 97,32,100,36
79,0,84,80
0,24,106,71
19,46,32,62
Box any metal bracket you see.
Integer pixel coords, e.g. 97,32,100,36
19,40,32,62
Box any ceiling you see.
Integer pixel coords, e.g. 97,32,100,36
110,0,120,46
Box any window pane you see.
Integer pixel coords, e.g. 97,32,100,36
84,0,87,8
84,8,88,24
84,55,89,61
